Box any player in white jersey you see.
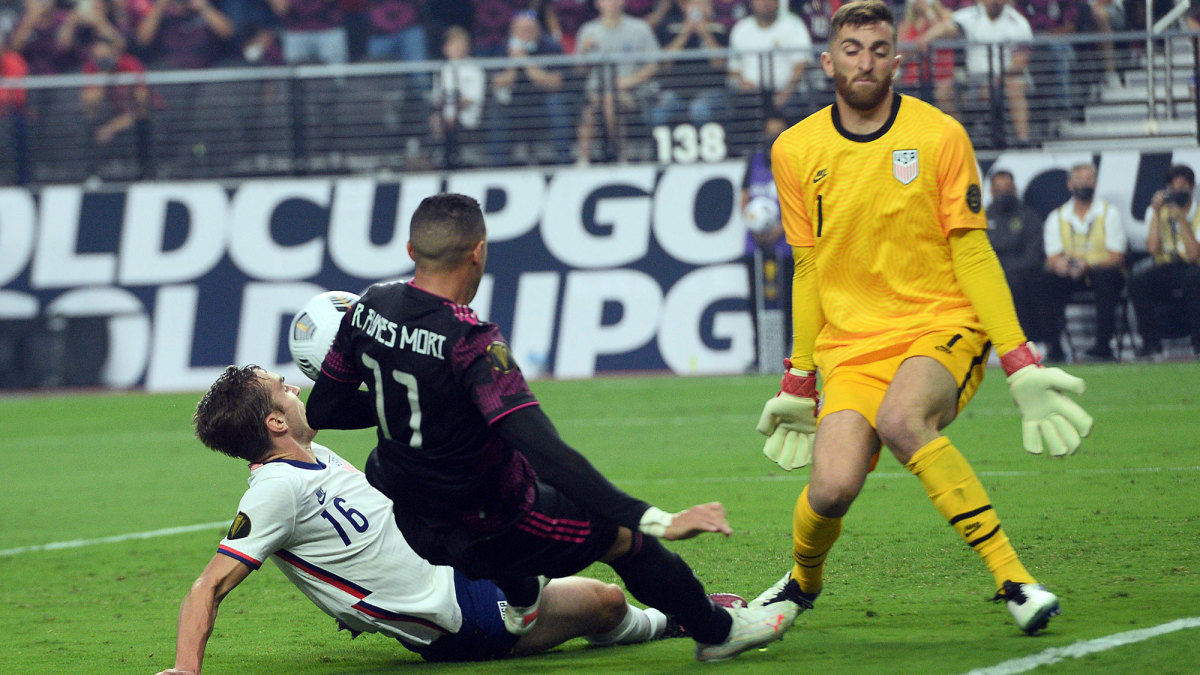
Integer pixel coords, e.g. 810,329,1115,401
157,365,673,674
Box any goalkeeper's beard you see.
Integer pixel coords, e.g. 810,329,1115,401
834,69,893,112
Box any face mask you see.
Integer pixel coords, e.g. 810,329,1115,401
96,56,117,71
1071,186,1095,202
992,194,1018,212
509,37,538,53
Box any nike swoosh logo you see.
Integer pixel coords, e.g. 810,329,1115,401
813,169,828,183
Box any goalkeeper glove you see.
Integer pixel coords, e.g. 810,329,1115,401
756,359,819,470
1001,342,1094,456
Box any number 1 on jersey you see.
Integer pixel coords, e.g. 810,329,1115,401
361,354,423,448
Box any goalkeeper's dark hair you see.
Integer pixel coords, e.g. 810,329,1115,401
194,364,274,463
829,0,896,42
409,193,487,272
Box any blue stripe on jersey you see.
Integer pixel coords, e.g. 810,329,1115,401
274,549,371,598
217,545,262,570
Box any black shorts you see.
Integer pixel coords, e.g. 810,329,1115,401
457,480,621,581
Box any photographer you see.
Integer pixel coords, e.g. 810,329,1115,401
1129,165,1200,360
1041,162,1126,361
9,0,79,74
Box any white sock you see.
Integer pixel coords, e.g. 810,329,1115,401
584,604,660,646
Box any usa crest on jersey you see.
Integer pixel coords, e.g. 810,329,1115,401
893,150,919,185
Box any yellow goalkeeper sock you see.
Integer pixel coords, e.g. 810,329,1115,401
791,485,842,595
906,437,1035,590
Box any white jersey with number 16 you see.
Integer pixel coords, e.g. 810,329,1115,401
217,443,461,645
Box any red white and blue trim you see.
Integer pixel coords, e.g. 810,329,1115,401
274,549,449,634
217,545,263,570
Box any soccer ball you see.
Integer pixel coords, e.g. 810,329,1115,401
289,290,359,381
742,196,781,233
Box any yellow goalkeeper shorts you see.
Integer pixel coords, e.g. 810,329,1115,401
818,327,991,430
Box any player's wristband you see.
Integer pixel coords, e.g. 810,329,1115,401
781,358,817,398
1000,342,1042,376
637,507,676,537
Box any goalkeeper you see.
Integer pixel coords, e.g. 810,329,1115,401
751,0,1093,638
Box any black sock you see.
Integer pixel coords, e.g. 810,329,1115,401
609,533,732,644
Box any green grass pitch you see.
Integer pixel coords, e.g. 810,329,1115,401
2,362,1198,673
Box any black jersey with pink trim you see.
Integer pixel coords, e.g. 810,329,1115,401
322,281,539,529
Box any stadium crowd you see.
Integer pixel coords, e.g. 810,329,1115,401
1,0,1198,360
984,161,1200,363
0,0,1190,172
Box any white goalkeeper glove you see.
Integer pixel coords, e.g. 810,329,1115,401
1000,342,1094,456
756,359,819,470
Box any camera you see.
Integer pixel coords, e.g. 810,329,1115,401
1167,189,1191,207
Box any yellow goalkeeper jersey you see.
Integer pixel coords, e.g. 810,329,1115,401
774,93,988,367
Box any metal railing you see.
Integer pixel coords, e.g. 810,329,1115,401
0,31,1197,186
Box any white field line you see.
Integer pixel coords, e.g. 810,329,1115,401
0,521,227,557
963,617,1200,675
5,465,1199,557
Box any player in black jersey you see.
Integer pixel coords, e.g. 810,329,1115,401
306,193,796,662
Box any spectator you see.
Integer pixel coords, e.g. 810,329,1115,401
1092,0,1126,88
728,0,811,131
490,9,573,164
366,0,427,139
365,0,425,62
0,41,29,111
470,0,529,56
1130,165,1200,360
80,35,148,142
1125,0,1171,31
268,0,348,64
948,0,1034,146
217,0,277,39
791,0,831,42
986,169,1047,356
79,36,150,178
57,0,132,58
430,25,485,167
742,109,790,372
651,0,730,128
709,0,748,32
1042,162,1126,362
9,0,78,73
1,39,30,184
897,0,956,99
536,0,598,52
1013,0,1086,117
574,0,660,164
136,0,235,70
624,0,672,28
